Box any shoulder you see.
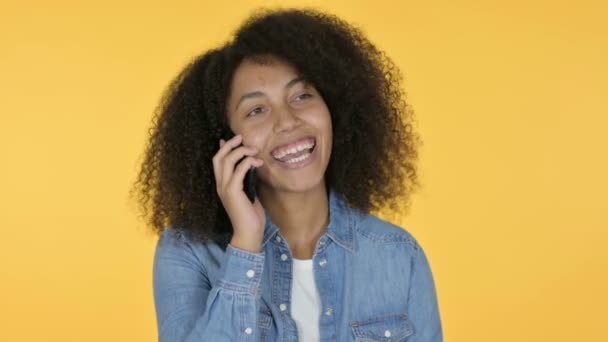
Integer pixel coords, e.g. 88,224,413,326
154,226,218,265
156,226,192,250
354,212,421,252
153,226,226,278
156,226,219,249
153,227,198,265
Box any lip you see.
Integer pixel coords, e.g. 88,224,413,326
270,136,316,157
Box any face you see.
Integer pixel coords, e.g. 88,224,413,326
225,56,332,194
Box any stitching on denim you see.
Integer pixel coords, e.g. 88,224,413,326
350,313,413,339
353,215,417,248
218,279,260,295
257,310,272,328
357,228,414,245
227,245,265,262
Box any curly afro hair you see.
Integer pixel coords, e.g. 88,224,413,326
129,7,422,247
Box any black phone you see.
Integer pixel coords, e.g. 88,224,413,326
221,129,257,203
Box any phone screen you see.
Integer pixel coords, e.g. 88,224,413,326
221,129,257,203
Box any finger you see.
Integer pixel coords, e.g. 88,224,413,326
213,134,242,168
212,147,223,190
221,145,259,188
212,135,241,187
217,134,242,157
224,145,259,167
227,156,264,191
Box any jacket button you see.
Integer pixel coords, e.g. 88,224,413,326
280,253,288,261
319,258,328,267
275,236,282,243
246,270,255,278
384,330,392,337
324,307,333,316
244,327,252,335
279,303,287,312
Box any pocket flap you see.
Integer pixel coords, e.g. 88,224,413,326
351,313,414,341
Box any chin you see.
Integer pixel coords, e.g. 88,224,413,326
258,170,327,195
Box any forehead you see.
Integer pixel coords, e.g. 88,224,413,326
230,57,300,93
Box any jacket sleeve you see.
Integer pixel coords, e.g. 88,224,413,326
406,239,443,341
152,229,265,341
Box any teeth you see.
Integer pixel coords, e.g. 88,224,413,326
284,150,312,164
272,141,314,159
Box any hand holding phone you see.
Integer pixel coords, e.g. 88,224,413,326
213,132,265,253
220,130,257,203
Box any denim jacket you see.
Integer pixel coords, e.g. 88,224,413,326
153,189,443,341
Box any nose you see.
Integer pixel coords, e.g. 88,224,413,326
273,105,301,133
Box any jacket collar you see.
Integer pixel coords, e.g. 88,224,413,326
261,187,360,253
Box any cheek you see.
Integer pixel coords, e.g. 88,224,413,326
317,110,332,140
323,112,333,154
242,127,270,153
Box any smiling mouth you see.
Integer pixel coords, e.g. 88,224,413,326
272,139,316,163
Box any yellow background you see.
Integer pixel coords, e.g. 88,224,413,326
1,0,606,341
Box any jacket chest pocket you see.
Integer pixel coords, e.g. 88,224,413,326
350,313,414,341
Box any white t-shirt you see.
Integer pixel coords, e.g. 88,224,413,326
291,258,321,342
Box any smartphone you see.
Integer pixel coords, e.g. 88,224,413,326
221,129,257,203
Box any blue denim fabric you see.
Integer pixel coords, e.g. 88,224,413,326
153,189,443,341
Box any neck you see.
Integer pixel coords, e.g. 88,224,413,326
258,183,329,259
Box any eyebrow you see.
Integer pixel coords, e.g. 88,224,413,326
234,76,307,111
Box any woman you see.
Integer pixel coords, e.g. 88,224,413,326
131,7,442,341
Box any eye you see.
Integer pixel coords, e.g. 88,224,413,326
293,93,313,102
246,106,265,117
